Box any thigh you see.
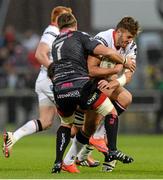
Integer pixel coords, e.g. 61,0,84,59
35,77,55,106
55,90,80,117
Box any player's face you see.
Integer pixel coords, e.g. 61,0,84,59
118,30,134,48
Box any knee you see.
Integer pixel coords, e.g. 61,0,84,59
39,118,54,129
120,91,132,107
126,92,132,106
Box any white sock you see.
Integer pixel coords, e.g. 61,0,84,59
13,120,37,142
93,120,105,139
63,136,84,165
77,144,94,161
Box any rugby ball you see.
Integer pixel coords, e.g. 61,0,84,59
100,57,116,68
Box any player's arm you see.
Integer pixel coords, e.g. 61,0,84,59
81,32,135,72
116,43,137,86
93,44,136,72
116,58,136,86
97,79,120,97
35,42,52,68
87,55,123,77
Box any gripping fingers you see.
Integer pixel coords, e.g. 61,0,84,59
131,63,136,72
98,80,109,90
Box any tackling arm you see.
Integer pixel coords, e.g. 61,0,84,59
88,55,123,77
93,44,136,72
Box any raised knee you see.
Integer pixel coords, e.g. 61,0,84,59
126,92,132,105
40,118,53,129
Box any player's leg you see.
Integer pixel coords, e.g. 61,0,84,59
52,118,73,173
63,109,99,171
88,95,133,171
102,89,133,171
111,86,132,113
89,120,108,153
90,87,132,150
90,87,132,152
3,78,57,157
74,109,100,167
51,94,80,173
76,87,133,171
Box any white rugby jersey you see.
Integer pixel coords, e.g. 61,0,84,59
37,25,59,81
95,29,137,60
95,29,137,79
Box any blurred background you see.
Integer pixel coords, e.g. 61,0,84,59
0,0,163,134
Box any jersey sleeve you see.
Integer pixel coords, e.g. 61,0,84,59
40,30,58,48
94,32,109,47
80,32,101,55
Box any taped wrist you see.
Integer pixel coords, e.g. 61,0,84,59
116,74,126,86
123,56,128,64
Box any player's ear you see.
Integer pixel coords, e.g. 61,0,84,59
117,29,123,36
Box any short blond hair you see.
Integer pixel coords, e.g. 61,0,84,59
51,6,72,23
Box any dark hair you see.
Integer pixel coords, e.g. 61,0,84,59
116,16,141,36
57,13,77,30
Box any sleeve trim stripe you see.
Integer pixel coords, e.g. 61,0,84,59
95,36,108,47
44,32,57,37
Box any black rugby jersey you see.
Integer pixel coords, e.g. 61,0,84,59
51,30,100,84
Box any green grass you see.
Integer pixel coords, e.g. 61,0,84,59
0,133,163,179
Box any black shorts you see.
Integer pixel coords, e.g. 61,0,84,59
53,79,102,117
53,80,87,117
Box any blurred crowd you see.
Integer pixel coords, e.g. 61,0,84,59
0,25,41,125
0,25,40,90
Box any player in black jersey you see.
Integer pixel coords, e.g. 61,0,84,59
48,13,135,173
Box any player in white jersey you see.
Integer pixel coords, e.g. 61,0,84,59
2,6,74,157
73,16,141,172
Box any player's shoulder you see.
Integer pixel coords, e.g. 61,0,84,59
42,25,59,37
95,29,114,46
76,30,90,37
75,31,95,41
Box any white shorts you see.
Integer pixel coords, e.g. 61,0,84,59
35,76,56,106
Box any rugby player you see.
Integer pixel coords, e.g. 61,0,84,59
48,13,135,173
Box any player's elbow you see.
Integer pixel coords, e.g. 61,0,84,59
88,66,97,77
89,70,96,77
35,49,40,60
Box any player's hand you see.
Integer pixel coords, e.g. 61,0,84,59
98,79,120,90
114,64,123,73
98,79,119,97
124,58,136,72
98,79,109,90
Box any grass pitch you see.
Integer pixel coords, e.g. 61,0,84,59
0,133,163,179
